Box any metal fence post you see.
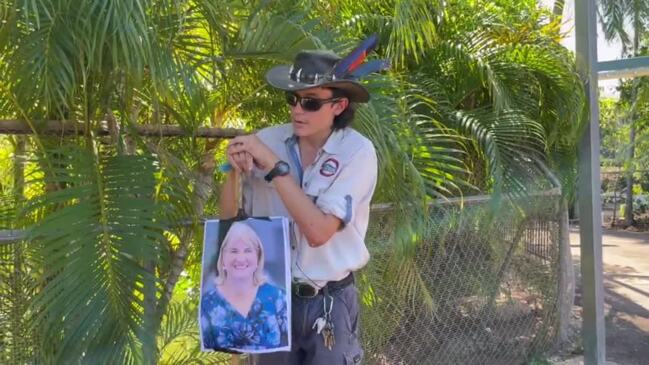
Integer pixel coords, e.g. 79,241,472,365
575,0,606,363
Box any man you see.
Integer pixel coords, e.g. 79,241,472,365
220,41,384,364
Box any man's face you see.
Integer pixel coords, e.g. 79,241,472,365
289,87,348,141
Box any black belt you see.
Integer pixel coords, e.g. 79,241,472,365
292,273,354,298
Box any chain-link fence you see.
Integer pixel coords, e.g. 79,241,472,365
360,191,565,365
0,236,36,365
0,189,567,364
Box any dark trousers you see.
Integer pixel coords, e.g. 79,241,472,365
253,284,364,365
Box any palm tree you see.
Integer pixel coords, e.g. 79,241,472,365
0,0,584,363
0,1,329,363
598,0,649,226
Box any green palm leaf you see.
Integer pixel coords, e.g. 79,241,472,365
383,0,443,67
598,0,649,49
7,2,78,117
24,145,167,364
157,301,231,365
599,0,631,45
451,108,547,194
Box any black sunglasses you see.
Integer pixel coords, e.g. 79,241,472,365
285,92,341,112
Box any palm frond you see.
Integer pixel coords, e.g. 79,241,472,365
7,1,78,118
157,301,231,365
159,64,217,132
354,74,471,253
149,2,214,77
24,145,168,364
78,0,153,79
385,0,443,67
233,12,323,59
0,1,16,49
355,95,427,253
598,0,634,47
450,108,547,195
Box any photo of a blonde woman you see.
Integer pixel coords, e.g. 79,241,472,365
199,217,290,354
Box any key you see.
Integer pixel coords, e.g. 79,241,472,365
322,321,335,350
319,293,336,350
312,317,327,334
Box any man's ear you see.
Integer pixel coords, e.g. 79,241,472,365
334,98,349,116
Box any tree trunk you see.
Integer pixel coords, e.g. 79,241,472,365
624,124,636,226
611,171,618,227
12,137,25,200
557,201,575,345
624,17,642,227
151,140,218,359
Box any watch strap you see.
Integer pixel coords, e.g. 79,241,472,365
264,161,290,182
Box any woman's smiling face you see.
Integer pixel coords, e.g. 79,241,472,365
222,238,258,280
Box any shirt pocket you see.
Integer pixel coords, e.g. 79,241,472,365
302,176,334,202
303,154,349,201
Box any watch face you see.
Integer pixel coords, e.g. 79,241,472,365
276,161,290,176
265,161,291,182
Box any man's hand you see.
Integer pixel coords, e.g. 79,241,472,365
227,135,279,173
226,149,253,173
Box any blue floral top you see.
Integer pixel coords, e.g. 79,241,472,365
201,283,289,351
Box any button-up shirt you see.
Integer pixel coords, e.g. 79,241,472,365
242,123,378,287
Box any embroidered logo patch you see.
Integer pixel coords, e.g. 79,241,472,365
319,158,339,177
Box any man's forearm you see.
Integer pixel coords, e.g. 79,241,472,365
272,174,341,247
219,171,240,219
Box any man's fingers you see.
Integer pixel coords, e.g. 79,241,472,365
236,152,252,172
227,155,242,173
227,135,275,171
229,151,253,173
233,153,246,170
228,150,245,173
245,152,254,172
228,142,247,155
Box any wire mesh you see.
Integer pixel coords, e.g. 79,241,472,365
0,191,563,364
0,240,36,364
360,193,562,365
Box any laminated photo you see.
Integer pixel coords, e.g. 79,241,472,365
199,217,291,354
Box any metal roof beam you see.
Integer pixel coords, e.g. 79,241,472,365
598,56,649,80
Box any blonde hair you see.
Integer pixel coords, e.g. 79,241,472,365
215,222,265,286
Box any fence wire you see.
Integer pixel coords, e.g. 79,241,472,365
0,192,563,364
360,193,562,365
0,240,35,365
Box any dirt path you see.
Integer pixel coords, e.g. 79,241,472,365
565,227,649,365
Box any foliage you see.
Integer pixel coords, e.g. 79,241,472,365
0,0,584,363
24,145,166,364
598,0,649,225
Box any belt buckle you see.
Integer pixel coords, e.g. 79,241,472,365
293,282,319,298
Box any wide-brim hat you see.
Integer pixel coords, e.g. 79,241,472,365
265,50,370,103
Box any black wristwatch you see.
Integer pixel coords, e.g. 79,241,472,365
264,160,290,182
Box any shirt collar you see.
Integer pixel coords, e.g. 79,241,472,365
284,133,298,149
321,128,346,155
